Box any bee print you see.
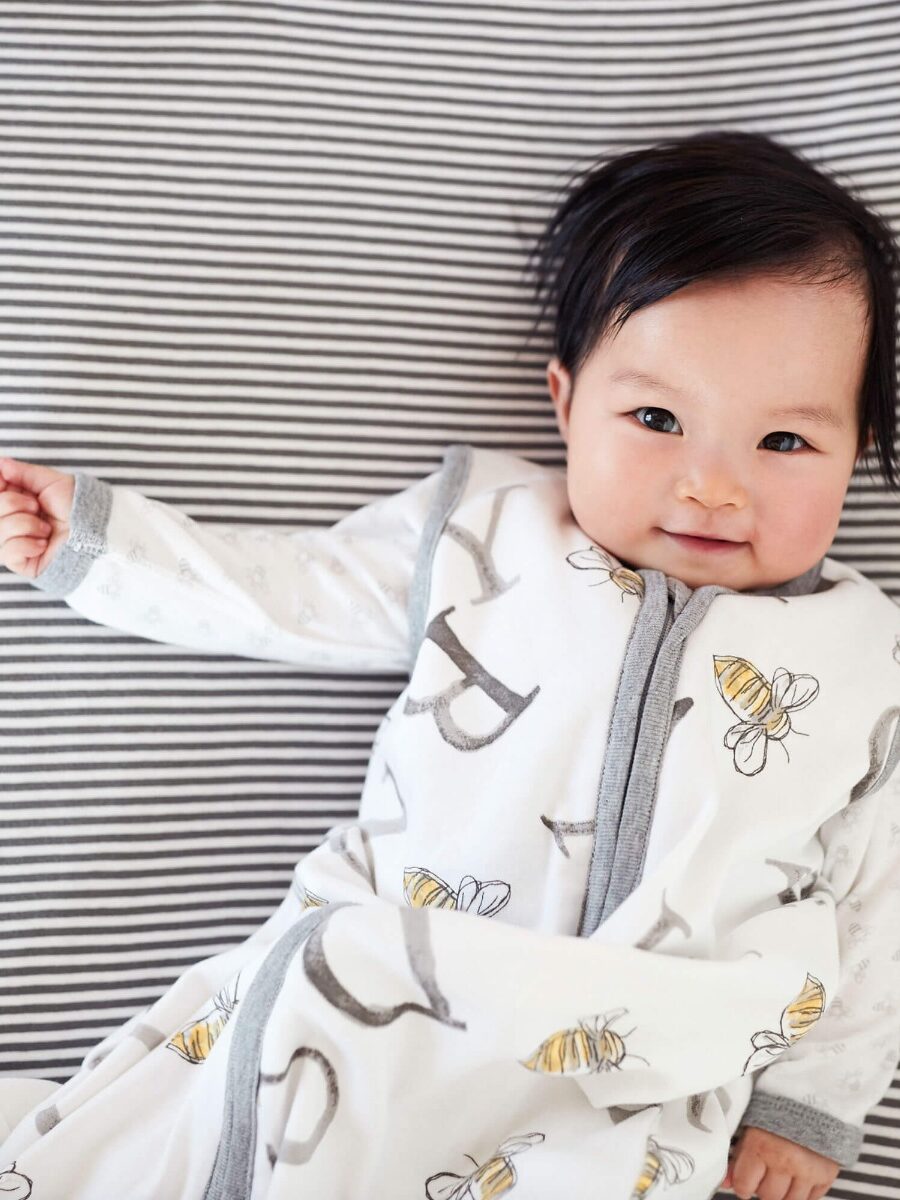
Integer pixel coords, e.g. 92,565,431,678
566,545,645,601
631,1136,695,1199
0,1163,32,1199
296,883,329,909
404,868,510,918
166,973,242,1065
742,973,826,1074
425,1131,545,1199
713,656,819,776
520,1007,649,1076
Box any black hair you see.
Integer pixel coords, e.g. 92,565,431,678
523,129,900,491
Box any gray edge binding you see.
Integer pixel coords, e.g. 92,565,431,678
406,443,472,666
201,903,346,1200
30,472,113,598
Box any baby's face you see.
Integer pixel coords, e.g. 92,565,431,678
548,272,872,591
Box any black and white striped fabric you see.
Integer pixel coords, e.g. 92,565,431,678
1,4,897,1196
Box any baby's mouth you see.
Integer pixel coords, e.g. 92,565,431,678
661,529,747,553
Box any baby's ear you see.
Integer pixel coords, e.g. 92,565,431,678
546,357,573,444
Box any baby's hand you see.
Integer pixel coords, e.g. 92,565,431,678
719,1125,840,1199
0,457,75,579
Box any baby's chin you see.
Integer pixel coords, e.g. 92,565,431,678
607,535,812,593
606,534,757,590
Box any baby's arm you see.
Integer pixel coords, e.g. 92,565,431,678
0,455,447,673
736,766,900,1172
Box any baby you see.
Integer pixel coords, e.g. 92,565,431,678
1,129,899,1200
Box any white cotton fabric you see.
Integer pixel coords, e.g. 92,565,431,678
1,445,899,1200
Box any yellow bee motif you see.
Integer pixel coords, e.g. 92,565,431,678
166,973,242,1065
742,973,826,1075
566,545,645,601
631,1136,695,1199
404,868,510,917
424,1131,545,1199
713,655,819,776
296,884,328,909
520,1007,649,1076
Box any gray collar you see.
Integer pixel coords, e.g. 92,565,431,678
742,556,825,597
635,556,826,620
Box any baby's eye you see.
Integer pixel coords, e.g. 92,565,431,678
760,431,809,453
632,406,680,434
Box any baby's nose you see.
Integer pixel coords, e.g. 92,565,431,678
675,462,747,509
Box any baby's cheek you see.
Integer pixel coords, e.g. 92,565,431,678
567,476,611,546
755,482,841,568
568,458,644,550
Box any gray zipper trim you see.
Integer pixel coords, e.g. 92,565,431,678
577,569,672,936
578,557,826,937
577,572,731,935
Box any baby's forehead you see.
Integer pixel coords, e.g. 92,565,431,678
585,300,868,432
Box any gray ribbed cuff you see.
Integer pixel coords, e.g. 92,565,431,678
740,1090,863,1168
31,472,114,598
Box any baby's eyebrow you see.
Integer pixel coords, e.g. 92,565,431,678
609,368,846,431
767,403,846,431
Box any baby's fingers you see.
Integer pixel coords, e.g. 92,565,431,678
0,456,71,499
0,511,53,576
0,458,75,529
729,1150,765,1199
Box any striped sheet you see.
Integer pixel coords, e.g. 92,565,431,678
0,3,897,1196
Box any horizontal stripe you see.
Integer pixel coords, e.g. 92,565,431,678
1,16,898,1197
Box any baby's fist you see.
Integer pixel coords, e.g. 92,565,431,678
721,1125,840,1200
0,457,75,579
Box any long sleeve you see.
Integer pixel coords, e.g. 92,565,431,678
738,769,900,1167
28,463,447,674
